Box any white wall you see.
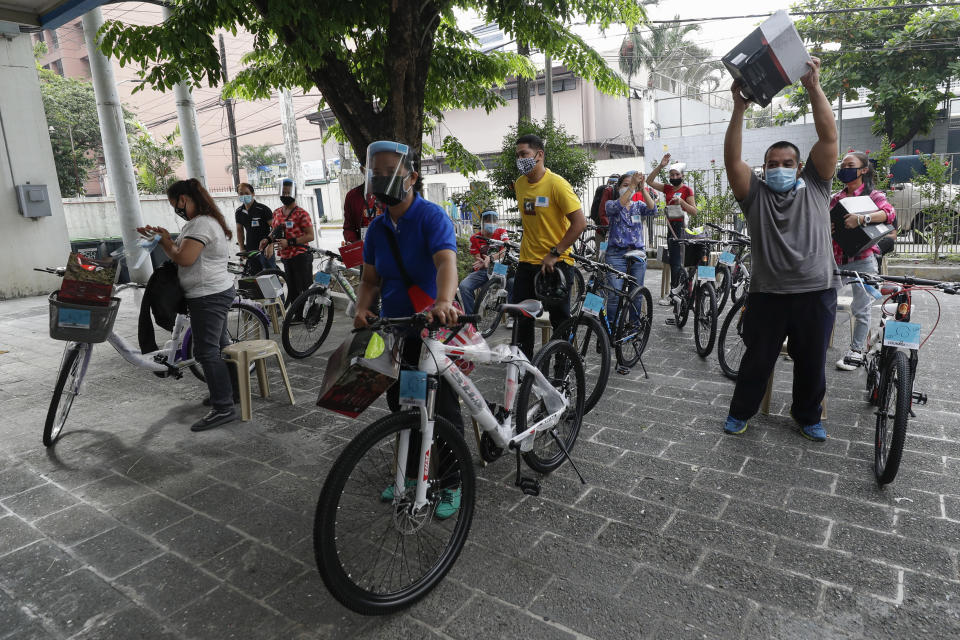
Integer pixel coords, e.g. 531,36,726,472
0,34,72,299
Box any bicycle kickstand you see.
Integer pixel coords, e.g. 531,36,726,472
637,356,649,379
514,449,541,496
549,429,587,485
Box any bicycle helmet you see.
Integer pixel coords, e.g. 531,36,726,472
533,269,569,307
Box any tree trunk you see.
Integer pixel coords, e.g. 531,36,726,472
517,40,532,125
626,75,638,156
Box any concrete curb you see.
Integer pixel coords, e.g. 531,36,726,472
887,263,960,281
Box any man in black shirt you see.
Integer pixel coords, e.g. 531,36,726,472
234,183,276,274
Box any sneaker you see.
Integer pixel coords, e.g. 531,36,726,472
836,350,863,371
434,488,462,520
801,422,827,442
658,297,673,306
670,284,684,296
190,408,237,432
380,479,416,502
724,415,748,435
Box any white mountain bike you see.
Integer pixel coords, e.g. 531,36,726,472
313,300,585,615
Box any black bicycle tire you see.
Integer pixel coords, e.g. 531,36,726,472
44,344,87,447
474,279,505,338
717,295,748,381
694,283,717,358
875,350,911,485
281,288,335,359
676,274,691,330
614,286,653,368
568,267,586,309
553,314,610,414
314,411,475,615
714,264,731,314
516,339,586,473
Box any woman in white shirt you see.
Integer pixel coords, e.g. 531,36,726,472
138,178,237,432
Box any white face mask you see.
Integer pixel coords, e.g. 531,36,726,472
619,187,629,196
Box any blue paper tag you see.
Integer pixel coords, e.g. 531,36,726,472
492,262,508,276
719,251,735,266
631,214,642,224
398,370,428,406
314,271,332,286
582,292,605,317
883,320,921,349
698,266,716,282
599,241,608,253
58,308,91,329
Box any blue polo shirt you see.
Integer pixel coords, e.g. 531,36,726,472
362,194,457,317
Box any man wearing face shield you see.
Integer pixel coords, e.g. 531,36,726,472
353,141,464,432
720,57,838,443
260,178,314,305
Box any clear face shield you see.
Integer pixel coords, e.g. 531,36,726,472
278,178,297,206
365,141,413,207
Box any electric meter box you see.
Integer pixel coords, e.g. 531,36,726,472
16,184,52,218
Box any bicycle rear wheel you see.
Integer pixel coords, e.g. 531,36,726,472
875,350,911,485
474,279,506,338
674,274,692,329
553,313,610,414
694,283,717,358
44,343,90,447
314,412,475,615
718,295,748,381
714,264,731,314
614,286,652,368
282,288,334,358
516,339,585,473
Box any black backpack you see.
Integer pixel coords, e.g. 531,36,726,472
589,185,608,222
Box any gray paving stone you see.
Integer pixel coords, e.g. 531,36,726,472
32,503,118,547
0,589,43,639
173,586,291,640
770,538,901,599
225,436,289,463
833,477,943,518
72,526,164,578
574,487,672,532
1,483,78,521
740,458,836,493
263,572,367,635
447,542,553,608
31,569,129,636
0,465,46,499
115,553,218,616
227,499,312,551
153,514,245,564
829,523,955,578
181,481,269,524
0,540,81,599
721,498,831,545
691,468,790,507
206,457,280,489
529,578,660,640
663,511,776,564
406,576,474,629
522,533,636,595
945,495,960,520
72,606,180,640
444,593,576,640
696,550,822,614
613,450,700,484
0,515,41,557
203,540,308,600
110,493,193,535
71,473,152,508
594,521,703,576
741,603,860,640
247,472,318,515
630,475,727,518
359,614,450,640
896,512,960,550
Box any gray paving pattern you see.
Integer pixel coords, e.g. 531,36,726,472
1,268,959,639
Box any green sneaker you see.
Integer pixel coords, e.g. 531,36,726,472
434,488,462,520
380,479,416,502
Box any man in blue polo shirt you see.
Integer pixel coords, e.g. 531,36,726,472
352,140,464,519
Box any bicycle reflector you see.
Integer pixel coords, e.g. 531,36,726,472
897,302,910,317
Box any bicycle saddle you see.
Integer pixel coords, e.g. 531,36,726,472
498,299,543,318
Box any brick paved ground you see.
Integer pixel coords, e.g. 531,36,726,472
1,268,959,639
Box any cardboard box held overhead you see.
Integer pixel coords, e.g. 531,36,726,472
722,10,812,107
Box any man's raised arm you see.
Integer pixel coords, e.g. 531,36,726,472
803,57,838,181
724,81,753,202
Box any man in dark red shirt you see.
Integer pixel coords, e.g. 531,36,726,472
342,177,384,243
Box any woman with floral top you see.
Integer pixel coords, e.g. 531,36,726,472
604,170,657,320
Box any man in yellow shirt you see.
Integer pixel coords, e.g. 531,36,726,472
512,133,587,357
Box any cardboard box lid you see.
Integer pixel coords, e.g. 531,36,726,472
833,195,882,215
760,11,811,85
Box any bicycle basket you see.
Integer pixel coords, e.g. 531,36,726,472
48,292,120,343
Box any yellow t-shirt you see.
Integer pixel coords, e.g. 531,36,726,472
514,169,582,265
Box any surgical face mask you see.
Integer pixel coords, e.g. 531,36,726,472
837,167,861,184
483,223,497,234
618,187,629,196
279,196,295,206
371,174,410,207
516,155,538,175
240,194,253,205
765,167,798,193
669,177,683,187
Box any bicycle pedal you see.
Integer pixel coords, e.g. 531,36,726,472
665,318,677,326
517,476,541,496
912,391,928,405
616,365,631,375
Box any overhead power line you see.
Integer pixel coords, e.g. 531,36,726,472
646,2,960,24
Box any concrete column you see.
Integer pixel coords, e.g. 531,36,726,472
162,6,206,186
82,7,152,281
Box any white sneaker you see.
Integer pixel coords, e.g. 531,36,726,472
658,297,673,306
836,350,863,371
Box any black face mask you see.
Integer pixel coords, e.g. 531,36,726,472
371,174,409,207
173,199,188,220
279,196,295,206
669,178,683,187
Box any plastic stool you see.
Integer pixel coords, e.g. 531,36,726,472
255,298,285,335
761,340,828,419
536,312,552,345
222,340,295,421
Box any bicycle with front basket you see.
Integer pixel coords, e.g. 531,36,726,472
667,236,723,357
313,300,585,615
705,222,751,313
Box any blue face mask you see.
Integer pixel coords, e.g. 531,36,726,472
765,167,798,193
483,223,497,234
240,194,253,205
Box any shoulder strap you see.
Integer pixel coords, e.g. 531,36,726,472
381,223,415,288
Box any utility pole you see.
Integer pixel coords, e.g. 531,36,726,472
67,124,81,196
279,88,314,242
162,6,206,185
544,54,554,123
219,33,240,189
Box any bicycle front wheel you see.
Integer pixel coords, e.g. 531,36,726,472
44,343,89,447
875,350,911,485
474,279,505,338
282,288,334,358
718,295,748,381
553,313,611,414
614,286,652,368
714,264,731,314
516,339,585,473
314,411,475,615
694,283,717,358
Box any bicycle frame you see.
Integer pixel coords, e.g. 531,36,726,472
391,333,569,511
863,285,919,403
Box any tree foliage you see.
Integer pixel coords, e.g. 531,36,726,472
619,17,723,94
910,152,960,261
96,1,645,167
128,123,184,194
488,118,595,204
779,0,960,151
227,143,286,187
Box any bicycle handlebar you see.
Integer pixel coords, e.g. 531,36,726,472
705,222,749,239
836,270,960,293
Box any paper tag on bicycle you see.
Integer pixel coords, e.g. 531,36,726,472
599,241,608,253
719,251,735,266
398,370,427,407
58,308,91,329
883,321,921,349
492,262,508,276
698,266,716,282
582,292,605,317
313,272,332,286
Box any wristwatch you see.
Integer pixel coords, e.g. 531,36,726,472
289,236,297,246
549,246,561,257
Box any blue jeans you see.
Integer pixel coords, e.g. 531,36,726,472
836,254,879,352
605,246,647,322
186,287,236,411
458,270,513,315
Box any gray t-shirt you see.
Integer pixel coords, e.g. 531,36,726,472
739,155,836,294
177,215,234,298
